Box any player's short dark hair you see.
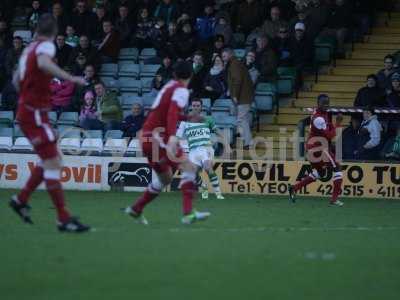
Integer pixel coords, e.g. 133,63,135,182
317,93,329,103
173,61,192,80
36,13,58,37
191,98,202,106
384,54,394,62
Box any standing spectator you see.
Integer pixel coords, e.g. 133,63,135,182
115,4,133,47
321,0,351,58
28,1,43,32
189,51,207,97
175,21,197,60
154,0,178,25
71,0,96,37
195,5,216,46
354,75,385,107
214,15,232,46
0,20,12,48
94,81,123,130
134,8,154,51
203,54,226,101
79,91,98,128
156,55,173,84
253,34,278,82
244,50,260,84
5,36,24,79
236,0,264,37
98,20,120,63
376,55,398,92
50,77,75,114
55,34,72,69
261,6,288,40
52,2,69,36
69,35,100,70
386,73,400,108
65,25,79,47
222,48,254,149
122,103,145,138
355,108,382,160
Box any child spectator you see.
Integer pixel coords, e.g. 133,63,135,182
79,91,98,128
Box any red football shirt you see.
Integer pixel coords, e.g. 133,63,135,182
307,108,336,150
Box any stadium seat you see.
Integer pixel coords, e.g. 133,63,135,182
127,138,142,156
254,93,276,131
118,48,139,62
211,111,230,120
314,36,336,82
215,115,237,127
104,138,128,153
81,138,104,153
234,49,246,59
60,138,81,152
0,136,13,151
85,130,103,139
48,111,58,125
140,64,160,78
0,111,14,126
100,76,119,91
139,48,157,61
0,127,13,137
99,63,118,77
212,98,235,114
121,94,142,110
201,98,211,111
57,112,79,126
255,82,277,96
12,137,33,151
142,93,155,108
58,126,81,138
13,125,25,138
141,78,153,94
117,78,142,94
105,130,123,139
277,67,296,95
118,63,140,78
14,30,32,44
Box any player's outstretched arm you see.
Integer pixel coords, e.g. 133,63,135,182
37,54,87,86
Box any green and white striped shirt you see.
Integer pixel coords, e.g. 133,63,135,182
177,117,217,150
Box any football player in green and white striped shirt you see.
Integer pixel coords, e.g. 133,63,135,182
176,98,224,199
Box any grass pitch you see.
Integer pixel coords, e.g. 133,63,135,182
1,189,400,300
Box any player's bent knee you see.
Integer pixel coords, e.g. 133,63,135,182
333,171,343,181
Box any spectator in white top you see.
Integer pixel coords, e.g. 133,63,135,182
355,107,382,160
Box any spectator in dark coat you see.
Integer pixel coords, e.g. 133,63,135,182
205,34,225,64
122,103,145,138
98,20,121,63
0,80,18,111
386,73,400,108
272,24,291,66
354,75,385,107
189,51,207,97
71,0,96,37
93,5,108,43
52,2,69,36
195,5,216,44
149,18,168,56
175,21,197,60
163,21,179,58
342,117,361,160
27,0,44,32
69,35,100,70
134,8,154,51
253,34,278,82
308,0,330,39
236,0,264,37
0,20,13,48
156,55,173,83
376,54,398,92
154,0,178,25
115,4,133,47
0,37,8,89
202,54,226,101
55,34,72,69
214,14,232,46
5,36,24,79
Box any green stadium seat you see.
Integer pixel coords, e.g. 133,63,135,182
57,112,79,126
277,67,296,95
121,94,143,109
0,111,14,126
255,82,277,96
0,127,13,137
139,48,157,61
141,78,153,94
0,136,13,151
118,48,139,62
117,78,142,94
105,130,124,139
99,63,118,77
118,63,140,78
140,64,160,78
85,130,103,139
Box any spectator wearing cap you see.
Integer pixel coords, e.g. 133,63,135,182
288,7,312,37
122,103,145,138
289,22,313,87
376,54,399,92
253,34,278,82
55,34,72,69
386,73,400,108
236,0,264,37
214,14,233,46
261,6,288,40
5,36,23,79
354,75,385,108
355,107,383,160
222,48,254,149
68,35,101,70
98,20,121,63
154,0,178,26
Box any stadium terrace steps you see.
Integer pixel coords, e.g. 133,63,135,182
258,11,397,160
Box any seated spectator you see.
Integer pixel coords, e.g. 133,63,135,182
65,25,79,48
70,53,88,76
115,5,133,47
175,21,197,60
149,18,168,56
244,50,260,85
98,20,120,63
272,24,292,66
52,2,69,36
342,117,361,160
288,8,312,37
28,0,43,32
205,34,225,64
93,5,107,42
93,81,123,130
253,34,278,82
163,21,179,58
189,51,207,97
354,74,385,107
5,36,23,79
214,15,232,46
79,91,98,128
376,55,398,92
71,0,96,37
386,73,400,108
156,55,173,84
55,34,72,69
69,35,100,70
0,37,8,89
154,0,178,25
71,64,98,111
122,103,145,138
50,76,75,114
135,8,154,51
150,74,164,96
320,0,351,57
202,54,226,101
261,6,288,40
236,0,264,37
384,126,400,160
195,5,216,45
355,107,382,160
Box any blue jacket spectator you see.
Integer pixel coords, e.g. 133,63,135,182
195,5,216,42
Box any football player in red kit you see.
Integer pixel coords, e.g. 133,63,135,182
289,94,344,206
124,61,210,224
9,14,90,232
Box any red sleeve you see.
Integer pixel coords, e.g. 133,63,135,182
324,122,336,140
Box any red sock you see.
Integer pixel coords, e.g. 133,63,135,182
293,175,316,192
45,179,70,223
18,166,44,204
132,185,160,213
331,178,343,203
181,181,196,215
